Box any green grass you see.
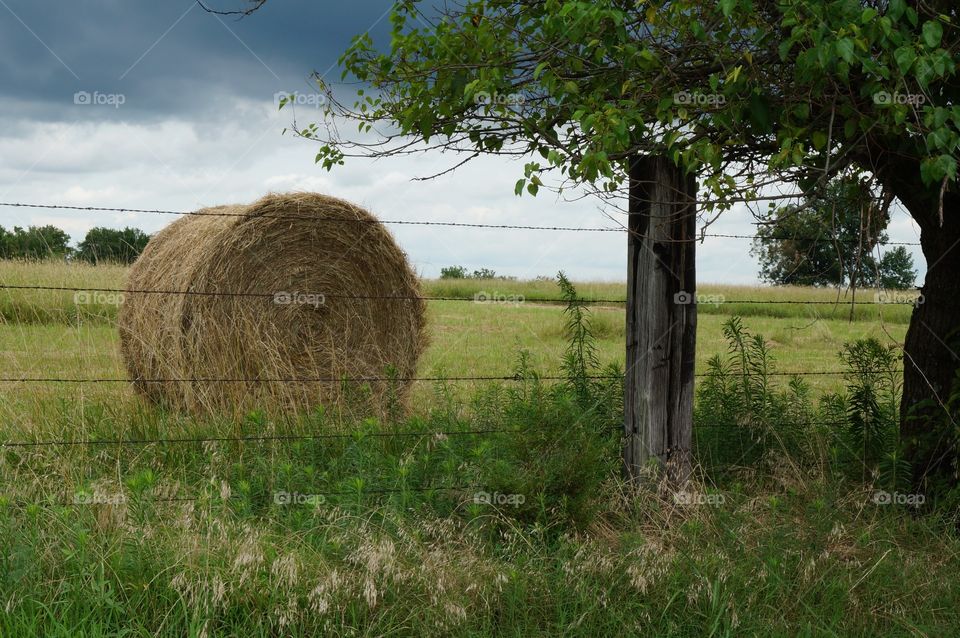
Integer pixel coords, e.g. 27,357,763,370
0,259,918,325
0,260,909,401
0,258,954,637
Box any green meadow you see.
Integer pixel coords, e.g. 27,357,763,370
0,258,955,638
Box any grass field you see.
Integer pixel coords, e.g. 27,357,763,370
0,259,912,389
0,260,912,432
1,259,957,637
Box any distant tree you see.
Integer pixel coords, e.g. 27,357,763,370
751,179,890,288
76,227,151,264
872,246,918,290
440,265,468,279
440,265,501,279
0,226,12,259
0,225,72,259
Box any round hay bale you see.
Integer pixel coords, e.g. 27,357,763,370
118,192,427,415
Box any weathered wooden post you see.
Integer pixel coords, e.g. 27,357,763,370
623,155,697,485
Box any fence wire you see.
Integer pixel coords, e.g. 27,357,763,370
0,200,921,246
0,283,920,305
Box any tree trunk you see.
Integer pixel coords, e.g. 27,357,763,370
899,187,960,493
623,155,697,486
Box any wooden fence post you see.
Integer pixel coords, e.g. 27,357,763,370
623,155,697,486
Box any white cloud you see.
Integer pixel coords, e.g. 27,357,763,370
0,104,929,284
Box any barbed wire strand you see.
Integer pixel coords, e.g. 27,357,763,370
0,427,517,448
6,484,486,507
0,283,921,305
0,418,895,449
0,369,905,384
0,201,921,246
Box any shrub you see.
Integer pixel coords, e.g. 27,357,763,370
694,318,908,488
835,338,905,487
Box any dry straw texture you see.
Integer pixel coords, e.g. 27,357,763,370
118,192,427,415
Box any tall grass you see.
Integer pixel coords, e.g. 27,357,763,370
0,267,955,636
0,259,128,325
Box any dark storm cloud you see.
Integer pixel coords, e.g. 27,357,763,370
0,0,394,119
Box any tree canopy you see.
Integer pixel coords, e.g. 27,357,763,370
76,227,151,265
874,246,918,289
0,225,151,262
305,0,958,221
0,225,72,260
752,177,916,288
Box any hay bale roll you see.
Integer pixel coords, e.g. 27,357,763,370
118,192,427,414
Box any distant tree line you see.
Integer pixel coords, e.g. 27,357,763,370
0,225,150,264
439,266,518,280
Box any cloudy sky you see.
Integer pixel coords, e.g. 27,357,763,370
0,0,925,283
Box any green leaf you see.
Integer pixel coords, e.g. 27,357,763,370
812,131,828,150
916,57,936,87
719,0,736,18
926,128,949,152
691,21,706,40
778,37,795,61
893,46,916,74
906,7,919,27
922,21,943,48
637,49,658,69
844,118,857,139
931,50,950,77
921,154,957,184
836,38,855,64
936,154,957,180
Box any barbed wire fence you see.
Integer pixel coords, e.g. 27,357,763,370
0,200,920,505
